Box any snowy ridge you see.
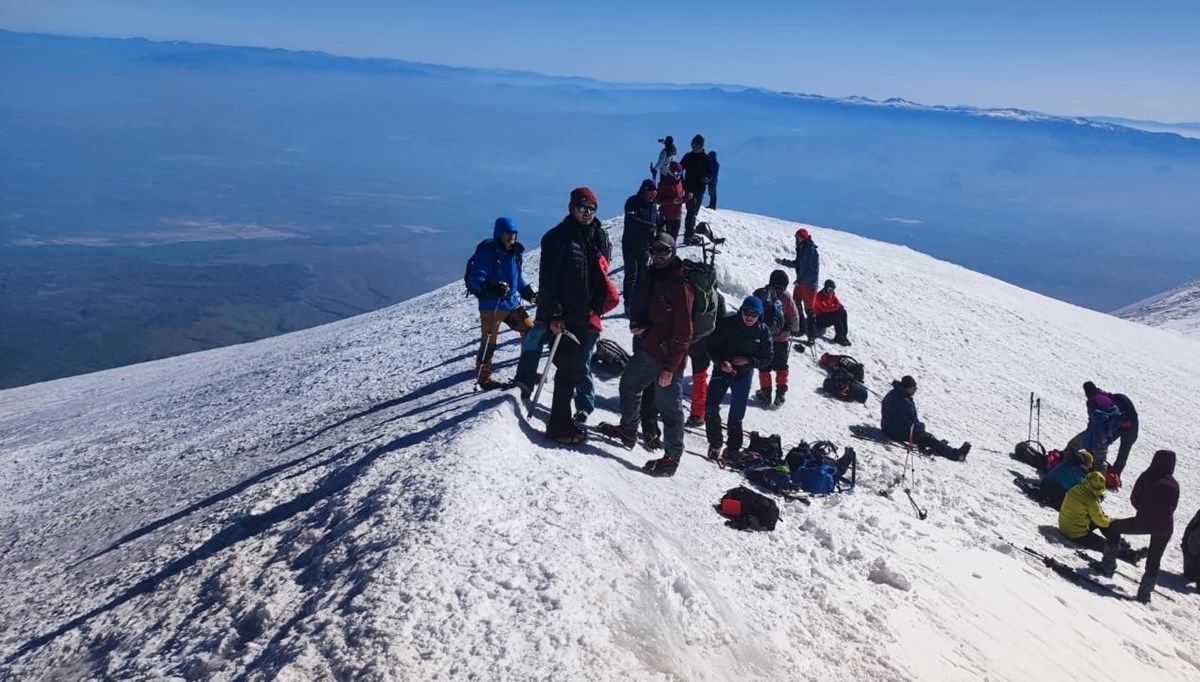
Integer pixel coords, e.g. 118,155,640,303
1115,277,1200,340
2,209,1199,680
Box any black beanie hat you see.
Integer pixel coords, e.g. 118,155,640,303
692,134,705,147
770,269,789,288
901,375,917,389
639,179,657,193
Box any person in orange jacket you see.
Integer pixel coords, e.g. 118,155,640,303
812,279,851,346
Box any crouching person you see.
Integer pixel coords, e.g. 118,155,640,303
880,375,971,461
599,233,694,477
1058,470,1113,552
704,296,772,460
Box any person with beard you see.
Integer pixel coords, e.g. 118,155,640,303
598,232,694,477
536,187,616,445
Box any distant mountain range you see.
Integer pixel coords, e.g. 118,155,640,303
1115,277,1200,339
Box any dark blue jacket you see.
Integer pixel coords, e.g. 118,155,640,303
706,312,772,378
881,381,924,442
623,194,660,252
707,151,719,181
780,239,819,288
467,220,529,312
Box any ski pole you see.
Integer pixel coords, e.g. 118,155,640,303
527,327,580,419
475,296,505,392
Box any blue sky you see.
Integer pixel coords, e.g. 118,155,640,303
2,0,1198,121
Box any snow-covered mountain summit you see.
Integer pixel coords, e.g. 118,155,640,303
1116,277,1200,340
2,209,1198,681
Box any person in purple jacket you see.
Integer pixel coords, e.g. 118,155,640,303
1062,381,1122,469
1102,449,1179,602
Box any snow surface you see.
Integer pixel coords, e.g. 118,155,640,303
2,209,1199,681
1116,277,1200,341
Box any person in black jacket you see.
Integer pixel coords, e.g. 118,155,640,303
537,187,614,445
622,179,660,311
880,375,971,461
704,296,773,460
679,134,712,244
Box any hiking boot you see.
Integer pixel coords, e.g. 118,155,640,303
753,387,772,405
597,422,637,449
707,444,722,461
956,442,972,461
643,431,663,451
573,410,589,424
515,381,534,401
682,235,704,246
774,385,787,407
643,456,680,477
477,378,504,391
832,336,852,346
546,422,587,445
685,414,704,428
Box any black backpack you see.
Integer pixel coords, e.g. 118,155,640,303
463,238,497,297
744,431,783,465
716,486,780,531
823,368,869,403
818,353,864,382
591,338,631,375
786,441,857,494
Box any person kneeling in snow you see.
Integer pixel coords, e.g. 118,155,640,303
880,375,971,461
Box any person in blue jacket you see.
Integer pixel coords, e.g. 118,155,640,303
466,217,537,389
880,375,971,461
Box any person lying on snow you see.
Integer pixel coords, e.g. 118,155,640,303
880,375,971,461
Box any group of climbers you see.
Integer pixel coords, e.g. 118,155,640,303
463,138,1195,600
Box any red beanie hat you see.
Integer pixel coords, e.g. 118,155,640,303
570,187,598,209
796,228,811,240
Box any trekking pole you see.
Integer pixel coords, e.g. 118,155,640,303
1036,398,1041,443
1027,392,1034,442
526,328,580,419
474,296,505,392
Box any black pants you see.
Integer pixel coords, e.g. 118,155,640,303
621,246,648,310
914,431,958,460
813,309,849,340
684,193,702,237
662,219,681,240
548,331,584,430
1110,425,1138,475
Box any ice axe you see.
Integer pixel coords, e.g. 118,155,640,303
526,327,580,419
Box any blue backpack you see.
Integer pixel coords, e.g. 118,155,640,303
787,441,857,495
752,286,786,336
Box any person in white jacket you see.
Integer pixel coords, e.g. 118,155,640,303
650,135,676,181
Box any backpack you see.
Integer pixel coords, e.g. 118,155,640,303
463,238,497,297
786,441,857,494
680,259,719,340
1012,440,1048,470
716,486,779,531
743,462,796,496
744,431,783,465
818,353,864,382
822,368,868,403
591,338,631,375
753,286,786,336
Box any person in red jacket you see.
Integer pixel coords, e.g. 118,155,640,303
655,162,687,240
1102,449,1180,602
812,279,851,346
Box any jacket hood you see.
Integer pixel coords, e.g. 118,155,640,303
493,217,518,241
1147,450,1177,477
1083,470,1107,495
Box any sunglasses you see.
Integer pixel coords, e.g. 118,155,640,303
740,310,760,318
649,247,673,256
575,203,597,213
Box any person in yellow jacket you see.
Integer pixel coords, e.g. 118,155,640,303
1058,471,1112,552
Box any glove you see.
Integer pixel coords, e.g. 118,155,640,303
520,285,537,304
482,281,509,298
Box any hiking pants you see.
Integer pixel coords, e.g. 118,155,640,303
547,328,586,432
1110,425,1139,475
813,309,849,340
684,192,702,238
622,246,649,311
758,341,791,389
705,367,752,451
514,322,550,389
476,307,534,368
792,284,817,338
618,347,685,457
706,179,717,209
688,338,712,419
1104,520,1171,600
575,331,600,415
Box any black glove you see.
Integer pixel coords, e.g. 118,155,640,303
520,285,537,304
482,281,510,297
